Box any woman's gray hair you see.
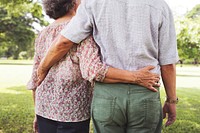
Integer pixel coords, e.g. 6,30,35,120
42,0,76,19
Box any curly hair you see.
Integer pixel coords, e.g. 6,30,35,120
42,0,76,19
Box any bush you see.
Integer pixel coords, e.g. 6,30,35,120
18,51,28,60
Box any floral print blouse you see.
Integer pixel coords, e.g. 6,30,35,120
27,21,108,122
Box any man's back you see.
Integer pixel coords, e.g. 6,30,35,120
62,0,178,73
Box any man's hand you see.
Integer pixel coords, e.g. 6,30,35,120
33,115,39,133
133,66,160,92
163,102,176,126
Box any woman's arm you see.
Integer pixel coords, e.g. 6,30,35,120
27,34,41,90
103,66,159,92
27,35,40,132
32,90,36,105
78,36,160,91
32,90,38,133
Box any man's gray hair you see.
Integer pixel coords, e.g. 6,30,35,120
42,0,75,19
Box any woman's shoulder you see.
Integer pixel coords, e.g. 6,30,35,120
43,21,69,32
48,21,70,28
36,21,69,41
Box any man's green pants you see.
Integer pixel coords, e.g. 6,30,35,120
91,82,162,133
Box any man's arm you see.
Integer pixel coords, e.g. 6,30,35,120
161,64,177,126
37,35,74,85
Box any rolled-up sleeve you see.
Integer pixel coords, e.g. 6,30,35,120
61,0,93,43
77,36,108,83
158,8,179,65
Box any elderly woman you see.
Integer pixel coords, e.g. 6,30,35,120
27,0,160,133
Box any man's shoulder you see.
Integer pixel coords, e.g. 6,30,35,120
82,0,98,8
139,0,172,18
84,0,170,11
145,0,170,12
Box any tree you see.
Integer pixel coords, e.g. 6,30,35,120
186,4,200,19
0,0,48,59
175,4,200,64
176,18,200,64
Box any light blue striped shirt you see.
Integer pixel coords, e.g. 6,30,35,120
61,0,179,74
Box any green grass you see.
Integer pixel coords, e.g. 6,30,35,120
160,88,200,133
0,60,200,133
0,86,34,133
1,87,200,133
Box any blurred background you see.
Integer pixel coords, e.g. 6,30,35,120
0,0,200,133
0,0,200,65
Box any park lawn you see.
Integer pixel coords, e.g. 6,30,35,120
0,86,34,133
0,60,200,132
161,88,200,133
0,86,200,133
0,60,33,65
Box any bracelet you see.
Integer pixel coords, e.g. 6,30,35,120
165,97,179,104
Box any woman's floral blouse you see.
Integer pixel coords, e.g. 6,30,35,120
27,21,108,122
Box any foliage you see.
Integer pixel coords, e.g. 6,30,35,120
186,4,200,19
176,4,200,64
0,0,48,59
176,18,200,62
19,51,29,60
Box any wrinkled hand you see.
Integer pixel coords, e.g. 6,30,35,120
33,115,39,133
133,66,160,92
37,63,49,86
163,102,176,126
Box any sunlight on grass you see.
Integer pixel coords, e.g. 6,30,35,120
0,88,25,94
0,59,33,64
0,65,32,89
175,66,200,89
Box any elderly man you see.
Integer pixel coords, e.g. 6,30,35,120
37,0,179,132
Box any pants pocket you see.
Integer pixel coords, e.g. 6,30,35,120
144,98,161,128
92,95,116,123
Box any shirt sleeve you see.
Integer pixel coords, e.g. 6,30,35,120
77,36,108,83
26,35,41,90
158,7,179,65
61,0,93,43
